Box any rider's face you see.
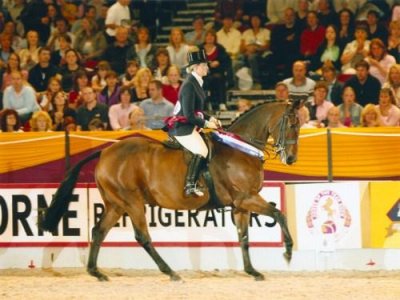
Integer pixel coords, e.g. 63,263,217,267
195,63,208,77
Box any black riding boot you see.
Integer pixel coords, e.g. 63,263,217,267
184,154,205,197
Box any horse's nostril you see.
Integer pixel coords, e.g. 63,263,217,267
286,155,296,165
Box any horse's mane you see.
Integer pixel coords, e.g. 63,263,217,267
228,99,287,128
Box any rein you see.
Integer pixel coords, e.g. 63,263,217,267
269,104,297,156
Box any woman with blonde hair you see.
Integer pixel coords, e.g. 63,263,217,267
376,88,400,126
387,20,400,63
132,67,153,101
360,104,383,127
30,111,53,132
166,27,190,73
383,64,400,107
162,64,182,105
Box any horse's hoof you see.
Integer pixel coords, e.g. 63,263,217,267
283,252,292,264
170,273,182,281
254,273,265,281
88,269,109,281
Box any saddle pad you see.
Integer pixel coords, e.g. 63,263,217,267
212,131,264,160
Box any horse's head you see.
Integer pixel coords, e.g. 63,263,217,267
269,100,303,165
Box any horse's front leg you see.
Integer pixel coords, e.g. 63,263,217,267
233,210,265,281
235,194,293,263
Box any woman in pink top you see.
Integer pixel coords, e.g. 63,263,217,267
365,38,396,85
376,88,400,126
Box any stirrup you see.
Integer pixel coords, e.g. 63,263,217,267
184,184,204,197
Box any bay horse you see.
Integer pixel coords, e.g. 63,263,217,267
40,99,303,281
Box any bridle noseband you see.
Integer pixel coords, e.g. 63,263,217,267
272,104,298,156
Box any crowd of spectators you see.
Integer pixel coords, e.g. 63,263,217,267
0,0,399,133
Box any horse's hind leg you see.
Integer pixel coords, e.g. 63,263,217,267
233,210,265,281
87,205,123,281
124,195,181,281
235,195,293,263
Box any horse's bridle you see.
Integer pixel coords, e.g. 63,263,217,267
271,103,298,156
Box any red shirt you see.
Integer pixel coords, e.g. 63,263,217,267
162,83,181,105
300,25,326,56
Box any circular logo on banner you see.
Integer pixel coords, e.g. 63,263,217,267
306,189,352,243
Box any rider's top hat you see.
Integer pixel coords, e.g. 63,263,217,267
187,48,208,67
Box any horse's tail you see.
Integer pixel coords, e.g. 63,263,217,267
40,150,101,232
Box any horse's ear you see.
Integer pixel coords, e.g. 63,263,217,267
291,98,307,110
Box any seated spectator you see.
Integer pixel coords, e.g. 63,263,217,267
139,80,174,129
109,86,137,130
366,10,388,44
383,64,400,107
68,70,89,109
88,118,105,131
298,105,316,128
201,29,232,109
341,23,370,74
18,30,41,70
3,70,41,124
97,71,121,107
71,4,98,33
0,108,23,132
162,64,182,105
216,14,241,68
92,61,111,93
299,11,326,63
321,64,343,105
387,20,400,63
296,0,309,30
49,91,76,131
2,52,28,92
60,48,85,92
267,0,298,24
2,21,25,53
29,110,53,132
337,8,355,52
124,106,149,130
317,0,337,28
166,27,190,74
360,103,383,127
38,76,63,111
152,47,171,82
283,61,316,99
306,81,334,127
102,26,132,75
376,88,400,126
344,60,381,106
327,106,346,128
238,13,271,89
28,46,61,94
126,26,157,69
275,81,290,100
236,98,253,115
364,38,396,85
184,15,206,46
47,16,75,51
64,116,77,132
337,86,363,127
76,86,109,131
0,34,15,70
50,33,72,67
132,67,153,102
74,17,107,65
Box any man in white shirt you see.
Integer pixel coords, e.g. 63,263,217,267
283,60,316,99
105,0,132,41
216,14,241,61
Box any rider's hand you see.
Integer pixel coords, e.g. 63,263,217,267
209,117,222,128
205,120,219,129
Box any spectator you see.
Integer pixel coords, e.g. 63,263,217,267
321,64,343,105
63,115,77,131
332,0,364,14
49,90,76,131
139,80,174,129
121,60,139,89
162,64,182,105
92,61,111,93
317,0,338,28
38,76,62,111
364,38,396,85
201,29,232,110
6,0,25,38
60,48,85,92
298,105,315,128
76,86,109,131
366,10,388,45
184,15,206,46
326,106,346,128
238,13,271,89
337,8,356,52
283,60,316,98
267,0,298,24
18,30,41,70
214,0,244,29
68,70,89,109
108,86,137,130
360,103,383,127
104,0,132,42
376,88,400,126
152,47,171,82
71,5,97,33
3,70,40,124
124,106,149,130
387,20,400,63
19,0,51,44
275,81,290,100
73,17,107,65
88,118,105,131
2,52,29,92
296,0,310,30
98,71,121,107
0,34,15,69
50,33,72,67
47,16,75,51
299,11,326,63
126,26,157,69
0,108,23,132
306,81,334,127
216,14,241,65
344,60,381,106
340,23,370,74
337,85,363,127
383,64,400,107
102,26,131,75
29,110,53,132
2,21,25,53
236,98,253,114
270,7,302,80
132,67,153,102
28,46,60,93
166,27,190,74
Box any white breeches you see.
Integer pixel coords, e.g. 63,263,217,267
175,129,208,158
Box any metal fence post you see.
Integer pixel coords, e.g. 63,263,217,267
65,129,71,173
327,128,333,182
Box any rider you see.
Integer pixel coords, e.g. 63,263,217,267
167,47,221,197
